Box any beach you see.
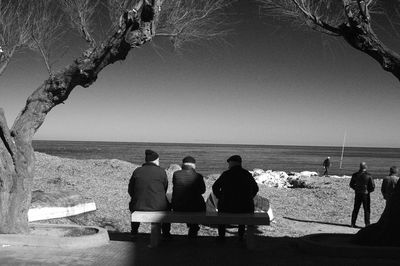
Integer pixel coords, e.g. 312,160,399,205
33,151,386,237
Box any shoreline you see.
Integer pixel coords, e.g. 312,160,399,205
33,151,386,237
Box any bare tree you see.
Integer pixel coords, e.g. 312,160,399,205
258,0,400,246
257,0,400,81
0,0,32,76
0,0,233,234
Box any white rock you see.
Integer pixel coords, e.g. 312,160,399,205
298,171,319,178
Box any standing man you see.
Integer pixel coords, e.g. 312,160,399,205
212,155,259,241
128,149,171,236
381,166,399,208
171,156,206,238
322,157,331,176
350,162,375,228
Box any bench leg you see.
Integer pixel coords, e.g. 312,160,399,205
246,225,256,250
150,223,161,248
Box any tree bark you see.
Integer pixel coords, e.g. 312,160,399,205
0,1,162,234
0,108,32,234
340,0,400,81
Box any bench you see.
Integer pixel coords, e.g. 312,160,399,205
131,211,270,249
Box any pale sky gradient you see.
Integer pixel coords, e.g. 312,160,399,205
1,2,400,147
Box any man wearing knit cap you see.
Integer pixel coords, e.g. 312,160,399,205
212,155,259,242
172,156,206,238
128,149,171,236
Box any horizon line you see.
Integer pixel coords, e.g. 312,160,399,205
32,139,400,149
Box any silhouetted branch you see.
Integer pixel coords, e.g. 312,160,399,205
258,0,400,81
27,0,66,76
108,0,142,26
257,0,344,36
156,0,234,49
0,108,15,160
60,0,99,46
0,0,32,76
0,46,15,76
11,0,160,142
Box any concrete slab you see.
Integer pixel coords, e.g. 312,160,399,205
0,223,109,249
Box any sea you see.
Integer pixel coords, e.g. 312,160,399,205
32,140,400,178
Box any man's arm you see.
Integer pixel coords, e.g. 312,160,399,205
162,170,169,192
128,173,135,197
349,174,356,190
197,174,206,194
368,174,375,193
381,178,387,198
212,174,223,199
249,172,259,197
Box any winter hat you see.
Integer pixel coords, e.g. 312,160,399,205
227,155,242,163
182,156,196,164
145,149,159,162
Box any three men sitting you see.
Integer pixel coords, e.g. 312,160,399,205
128,151,259,240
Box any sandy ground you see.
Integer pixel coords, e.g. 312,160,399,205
9,152,394,265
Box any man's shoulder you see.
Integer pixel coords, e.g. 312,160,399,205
364,171,373,178
135,164,164,174
351,171,359,176
231,167,252,176
173,169,188,178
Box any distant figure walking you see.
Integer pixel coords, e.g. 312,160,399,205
381,166,399,207
350,162,375,227
212,155,259,241
322,157,331,176
172,156,206,238
128,149,171,237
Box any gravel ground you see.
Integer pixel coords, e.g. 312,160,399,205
33,152,386,237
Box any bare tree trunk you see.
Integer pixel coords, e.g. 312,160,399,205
0,109,33,233
0,2,161,234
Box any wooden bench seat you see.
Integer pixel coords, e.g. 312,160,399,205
131,211,270,249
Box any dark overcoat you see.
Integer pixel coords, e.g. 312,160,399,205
350,170,375,195
212,165,259,213
171,166,206,212
128,162,169,212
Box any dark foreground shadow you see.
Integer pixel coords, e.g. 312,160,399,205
105,232,398,266
283,216,355,228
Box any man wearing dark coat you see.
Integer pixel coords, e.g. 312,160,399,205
350,162,375,227
212,155,259,241
381,166,399,217
381,166,399,202
322,157,331,176
128,149,170,236
172,156,206,237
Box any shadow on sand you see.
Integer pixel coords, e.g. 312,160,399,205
283,216,356,228
107,231,398,266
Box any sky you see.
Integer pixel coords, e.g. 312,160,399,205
1,1,400,147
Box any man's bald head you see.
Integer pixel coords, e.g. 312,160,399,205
359,162,367,171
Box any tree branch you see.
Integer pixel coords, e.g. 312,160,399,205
0,0,32,76
11,0,161,144
0,45,15,76
257,0,345,37
291,0,342,36
30,34,52,76
0,108,16,160
340,0,400,81
60,0,98,47
156,0,233,49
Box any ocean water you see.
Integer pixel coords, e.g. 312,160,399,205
32,140,400,178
